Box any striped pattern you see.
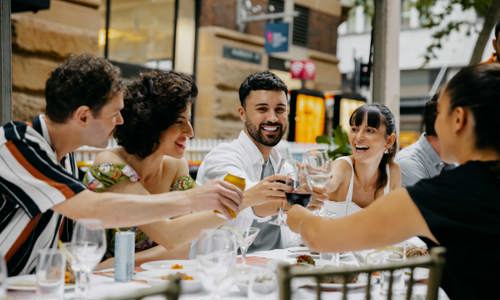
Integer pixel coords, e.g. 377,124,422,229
0,115,85,275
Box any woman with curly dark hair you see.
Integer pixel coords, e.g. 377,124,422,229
84,70,226,266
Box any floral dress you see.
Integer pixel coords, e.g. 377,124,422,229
83,162,195,258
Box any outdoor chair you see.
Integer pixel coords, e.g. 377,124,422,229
278,247,446,300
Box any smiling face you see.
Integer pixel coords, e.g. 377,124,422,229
157,104,194,159
85,91,124,148
348,108,395,164
239,90,288,148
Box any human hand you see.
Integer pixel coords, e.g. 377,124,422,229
187,180,243,219
243,174,292,208
286,204,313,233
308,186,328,211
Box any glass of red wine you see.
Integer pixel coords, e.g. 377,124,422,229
285,163,312,208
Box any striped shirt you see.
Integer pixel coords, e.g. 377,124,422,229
0,115,85,275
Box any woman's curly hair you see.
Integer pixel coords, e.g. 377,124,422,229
114,70,197,159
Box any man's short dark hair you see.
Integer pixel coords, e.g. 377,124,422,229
45,54,123,123
114,70,197,159
495,20,500,39
238,71,288,106
423,93,439,136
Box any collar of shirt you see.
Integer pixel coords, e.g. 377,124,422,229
237,131,283,179
32,114,71,168
418,133,443,171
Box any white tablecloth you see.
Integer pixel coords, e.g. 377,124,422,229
6,243,449,300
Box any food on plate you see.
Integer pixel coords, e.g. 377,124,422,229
405,247,429,258
170,263,183,270
321,273,359,284
64,264,75,284
296,254,315,266
160,272,194,281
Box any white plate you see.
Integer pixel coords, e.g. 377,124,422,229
135,270,202,293
140,259,196,271
7,275,74,291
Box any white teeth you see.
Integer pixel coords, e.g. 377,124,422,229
262,126,278,132
356,145,369,150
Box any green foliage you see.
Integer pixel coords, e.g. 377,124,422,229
316,126,352,160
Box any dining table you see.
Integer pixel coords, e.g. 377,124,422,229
6,240,449,300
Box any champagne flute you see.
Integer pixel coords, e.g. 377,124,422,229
70,219,106,300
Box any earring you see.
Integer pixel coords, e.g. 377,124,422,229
384,149,389,154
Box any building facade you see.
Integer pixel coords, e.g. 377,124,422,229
11,0,344,140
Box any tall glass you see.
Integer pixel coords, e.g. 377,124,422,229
69,219,106,300
36,249,66,300
0,254,6,300
194,229,237,300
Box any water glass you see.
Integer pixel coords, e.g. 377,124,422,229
195,229,237,300
0,254,7,299
380,252,405,296
248,267,278,300
36,249,66,300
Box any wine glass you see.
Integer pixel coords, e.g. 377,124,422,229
69,219,106,300
303,149,331,215
194,229,237,300
236,227,260,265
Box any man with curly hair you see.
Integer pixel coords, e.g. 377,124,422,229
0,54,242,275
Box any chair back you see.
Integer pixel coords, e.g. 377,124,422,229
278,247,446,300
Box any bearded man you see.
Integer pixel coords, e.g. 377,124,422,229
196,71,299,251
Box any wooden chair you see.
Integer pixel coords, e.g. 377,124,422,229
278,247,446,300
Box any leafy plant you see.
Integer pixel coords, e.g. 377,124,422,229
316,126,352,160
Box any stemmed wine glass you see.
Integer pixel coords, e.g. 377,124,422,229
194,229,237,300
235,227,260,265
302,149,331,215
67,219,106,300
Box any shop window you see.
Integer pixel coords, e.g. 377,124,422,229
99,0,176,73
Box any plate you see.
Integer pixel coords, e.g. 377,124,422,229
135,270,202,293
6,275,74,291
140,259,196,271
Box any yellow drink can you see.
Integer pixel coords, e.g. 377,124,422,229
214,173,245,219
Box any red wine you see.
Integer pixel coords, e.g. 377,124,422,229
286,192,312,207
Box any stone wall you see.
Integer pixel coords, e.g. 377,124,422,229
195,27,268,139
11,0,100,121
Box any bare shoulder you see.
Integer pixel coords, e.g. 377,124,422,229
331,157,352,174
162,156,190,177
93,149,126,165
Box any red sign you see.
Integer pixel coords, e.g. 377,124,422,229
290,60,316,80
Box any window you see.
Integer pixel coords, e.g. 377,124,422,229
99,0,176,72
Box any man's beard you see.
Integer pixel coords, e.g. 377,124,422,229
245,120,286,147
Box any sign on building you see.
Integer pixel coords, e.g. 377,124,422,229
264,22,289,53
290,60,316,80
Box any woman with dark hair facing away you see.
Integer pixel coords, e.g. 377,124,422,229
287,64,500,300
84,70,228,266
323,103,401,217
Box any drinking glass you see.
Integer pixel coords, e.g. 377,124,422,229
70,219,106,300
195,229,237,300
380,251,406,296
247,266,278,300
36,249,66,300
0,254,7,299
303,149,331,216
235,227,260,265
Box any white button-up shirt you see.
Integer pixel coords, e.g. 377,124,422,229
196,131,298,248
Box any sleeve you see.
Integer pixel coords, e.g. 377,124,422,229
405,173,461,244
397,156,427,187
83,163,140,192
0,140,86,217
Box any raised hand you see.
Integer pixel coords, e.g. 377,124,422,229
187,180,243,219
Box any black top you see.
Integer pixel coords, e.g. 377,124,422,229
407,160,500,300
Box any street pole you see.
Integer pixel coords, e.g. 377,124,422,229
372,0,400,130
0,0,12,124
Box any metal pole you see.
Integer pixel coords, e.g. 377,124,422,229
104,0,111,59
372,0,400,129
0,0,12,124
